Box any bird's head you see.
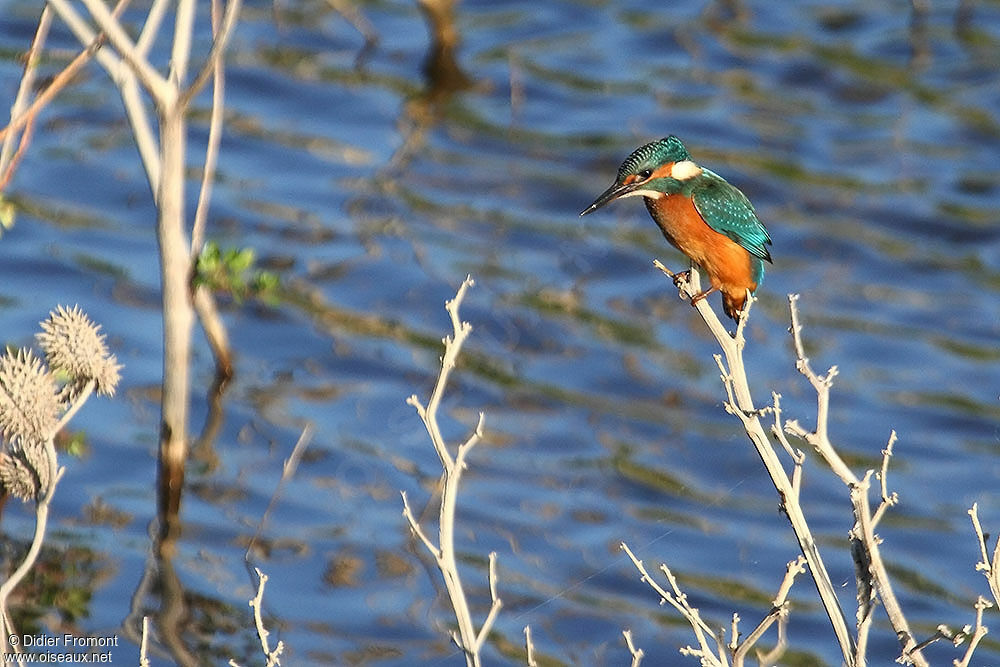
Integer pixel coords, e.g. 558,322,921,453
580,135,703,216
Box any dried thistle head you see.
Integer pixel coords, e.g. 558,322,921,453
0,348,62,445
0,440,50,501
36,305,121,398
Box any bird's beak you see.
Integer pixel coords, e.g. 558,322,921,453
580,181,639,216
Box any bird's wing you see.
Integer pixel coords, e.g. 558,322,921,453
691,169,772,262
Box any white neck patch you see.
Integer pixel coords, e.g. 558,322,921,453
670,160,702,180
621,189,663,200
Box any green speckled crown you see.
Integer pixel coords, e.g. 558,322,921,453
617,135,691,181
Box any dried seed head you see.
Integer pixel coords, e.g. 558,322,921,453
36,305,121,398
0,348,62,445
0,451,37,500
0,439,50,501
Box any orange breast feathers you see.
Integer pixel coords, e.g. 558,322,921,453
647,194,759,299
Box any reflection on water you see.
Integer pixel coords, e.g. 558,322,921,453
1,0,1000,664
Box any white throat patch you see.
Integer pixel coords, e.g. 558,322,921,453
621,189,663,200
670,160,702,180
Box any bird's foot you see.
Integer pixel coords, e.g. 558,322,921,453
689,286,718,307
671,270,690,288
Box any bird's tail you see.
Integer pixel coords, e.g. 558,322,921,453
722,290,747,321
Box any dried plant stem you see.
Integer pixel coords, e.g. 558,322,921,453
227,569,284,667
953,597,990,667
656,262,856,666
33,0,243,521
524,625,537,667
622,542,803,667
0,0,133,191
656,264,938,665
0,6,51,190
621,541,723,665
191,0,226,256
155,101,195,521
0,378,98,656
733,556,804,665
622,629,644,667
401,276,501,667
969,504,1000,607
783,295,923,666
139,616,151,667
0,477,60,655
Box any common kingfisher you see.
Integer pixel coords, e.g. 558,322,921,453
581,136,772,320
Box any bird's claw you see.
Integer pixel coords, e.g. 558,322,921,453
671,270,690,288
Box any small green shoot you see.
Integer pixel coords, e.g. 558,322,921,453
194,240,280,304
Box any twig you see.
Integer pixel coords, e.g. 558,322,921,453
785,294,856,486
245,424,313,561
136,0,171,55
139,616,151,667
178,0,243,109
189,0,236,378
787,296,925,667
654,265,856,666
401,490,440,558
953,597,990,667
0,0,131,190
732,556,804,665
46,0,168,99
402,277,499,667
623,629,644,667
872,431,899,527
0,6,51,172
472,552,502,654
229,569,284,667
620,542,723,665
190,0,228,256
406,276,475,472
769,393,804,499
969,504,1000,607
524,625,536,667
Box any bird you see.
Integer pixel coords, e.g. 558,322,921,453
580,135,772,320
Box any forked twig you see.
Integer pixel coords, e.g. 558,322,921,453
401,277,500,667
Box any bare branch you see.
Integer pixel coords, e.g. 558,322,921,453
237,569,284,667
623,629,644,667
872,431,899,528
524,626,536,667
953,597,991,667
651,267,855,664
408,275,476,472
850,470,925,665
732,556,804,665
47,0,169,99
786,295,857,486
969,504,1000,607
178,0,243,109
400,490,440,559
190,0,230,255
473,552,503,653
620,542,723,665
401,277,497,667
139,616,151,667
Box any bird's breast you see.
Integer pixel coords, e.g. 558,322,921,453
645,194,757,291
645,195,715,263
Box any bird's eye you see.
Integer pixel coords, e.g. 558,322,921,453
638,169,653,180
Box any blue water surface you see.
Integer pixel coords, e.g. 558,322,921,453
1,0,1000,665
